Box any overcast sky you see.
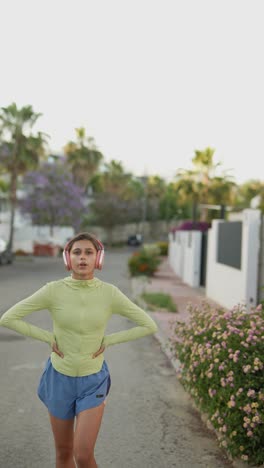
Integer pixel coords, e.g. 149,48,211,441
1,0,263,184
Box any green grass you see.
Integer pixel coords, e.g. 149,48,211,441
141,292,177,312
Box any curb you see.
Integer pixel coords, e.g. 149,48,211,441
14,256,34,262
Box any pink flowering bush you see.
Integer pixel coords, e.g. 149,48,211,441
169,302,264,466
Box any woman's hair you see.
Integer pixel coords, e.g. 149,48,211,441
66,232,101,253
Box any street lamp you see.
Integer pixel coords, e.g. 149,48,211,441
136,175,148,238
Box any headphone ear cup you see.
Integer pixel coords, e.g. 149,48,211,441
95,249,104,270
63,250,72,270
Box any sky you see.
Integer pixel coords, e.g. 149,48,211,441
0,0,264,184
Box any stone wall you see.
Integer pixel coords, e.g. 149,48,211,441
85,220,179,244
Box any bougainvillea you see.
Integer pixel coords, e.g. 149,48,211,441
170,221,211,232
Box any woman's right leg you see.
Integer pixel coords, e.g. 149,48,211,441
49,412,76,468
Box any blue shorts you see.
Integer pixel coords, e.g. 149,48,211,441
37,357,111,420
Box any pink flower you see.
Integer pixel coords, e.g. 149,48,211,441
227,400,236,408
243,404,252,414
223,312,232,319
221,378,226,387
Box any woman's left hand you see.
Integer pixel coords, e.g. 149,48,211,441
92,345,105,359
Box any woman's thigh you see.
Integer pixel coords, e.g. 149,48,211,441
49,412,75,453
74,403,105,455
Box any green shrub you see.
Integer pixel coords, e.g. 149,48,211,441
128,248,161,277
142,292,177,312
15,249,29,256
169,302,264,466
155,241,168,256
142,243,161,256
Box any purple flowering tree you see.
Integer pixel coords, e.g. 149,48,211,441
21,163,85,235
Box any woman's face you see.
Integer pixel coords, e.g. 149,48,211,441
69,239,97,280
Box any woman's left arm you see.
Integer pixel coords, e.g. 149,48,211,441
101,286,158,348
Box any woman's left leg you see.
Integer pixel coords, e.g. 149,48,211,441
74,403,105,468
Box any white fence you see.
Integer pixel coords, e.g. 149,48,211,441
206,209,261,310
168,209,262,310
169,230,202,287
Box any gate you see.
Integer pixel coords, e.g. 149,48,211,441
200,231,208,286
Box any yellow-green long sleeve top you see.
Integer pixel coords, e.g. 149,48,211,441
0,276,158,376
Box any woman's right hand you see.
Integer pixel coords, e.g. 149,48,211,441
52,341,64,358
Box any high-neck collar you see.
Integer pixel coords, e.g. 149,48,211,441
62,276,102,289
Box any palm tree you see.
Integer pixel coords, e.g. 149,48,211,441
0,103,47,251
234,180,264,209
90,160,139,199
192,147,220,181
175,147,235,221
64,127,103,190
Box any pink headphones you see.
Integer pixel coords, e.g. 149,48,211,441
63,236,105,271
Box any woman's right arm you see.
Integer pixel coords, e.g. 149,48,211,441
0,283,55,347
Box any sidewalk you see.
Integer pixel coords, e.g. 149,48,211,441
131,258,255,468
131,256,221,371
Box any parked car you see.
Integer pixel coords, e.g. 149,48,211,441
0,238,13,265
127,234,143,246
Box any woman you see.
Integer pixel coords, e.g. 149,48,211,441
0,232,158,468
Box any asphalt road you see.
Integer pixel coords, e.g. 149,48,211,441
0,249,233,468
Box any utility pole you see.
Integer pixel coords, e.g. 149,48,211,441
138,174,148,238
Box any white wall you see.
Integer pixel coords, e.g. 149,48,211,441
257,216,264,303
206,209,261,310
169,230,202,287
174,232,183,277
169,231,185,277
182,231,202,287
0,212,74,253
168,232,177,270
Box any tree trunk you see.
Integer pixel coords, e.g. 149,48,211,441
8,171,17,252
192,201,198,226
200,207,208,222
